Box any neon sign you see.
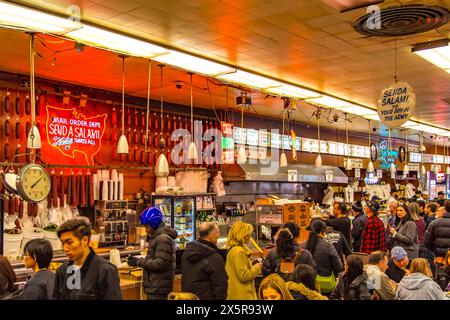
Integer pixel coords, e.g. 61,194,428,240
46,105,107,165
379,139,398,170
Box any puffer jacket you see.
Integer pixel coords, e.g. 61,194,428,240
425,212,450,258
138,224,178,299
391,221,419,260
304,237,343,277
262,244,316,277
352,213,368,252
396,273,447,300
181,239,228,300
330,272,372,300
286,282,328,300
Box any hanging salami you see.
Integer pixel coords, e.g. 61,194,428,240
59,173,65,208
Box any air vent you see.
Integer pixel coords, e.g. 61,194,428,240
353,5,449,37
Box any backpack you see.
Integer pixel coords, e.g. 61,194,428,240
276,250,303,281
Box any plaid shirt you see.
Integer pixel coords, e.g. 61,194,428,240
360,216,387,254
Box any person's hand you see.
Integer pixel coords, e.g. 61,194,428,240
127,255,139,267
390,227,396,236
403,268,410,276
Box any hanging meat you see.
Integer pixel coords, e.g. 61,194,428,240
15,97,21,115
87,174,94,207
25,98,31,115
52,173,58,208
112,107,117,126
4,119,11,137
4,95,10,113
79,174,86,207
18,199,24,219
66,173,72,206
71,173,78,207
59,172,65,208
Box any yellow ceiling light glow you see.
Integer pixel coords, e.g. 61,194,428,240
152,50,235,76
413,39,450,73
305,95,356,109
0,0,79,34
65,25,168,58
339,106,378,116
216,70,281,89
264,84,322,99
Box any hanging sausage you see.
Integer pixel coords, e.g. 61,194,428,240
52,173,58,208
87,173,94,207
15,96,21,115
59,172,65,208
79,174,86,207
66,172,72,206
4,95,10,113
25,97,31,115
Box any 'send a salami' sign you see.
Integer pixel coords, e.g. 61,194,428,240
46,105,107,165
377,81,415,127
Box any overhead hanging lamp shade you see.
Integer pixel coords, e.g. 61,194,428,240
155,153,169,177
345,159,353,171
367,160,374,173
446,166,450,175
419,143,426,152
188,141,198,160
237,145,246,164
26,125,41,149
117,133,129,154
390,163,396,173
421,165,427,175
280,152,288,167
315,154,322,168
403,164,409,175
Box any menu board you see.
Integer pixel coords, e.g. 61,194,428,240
446,156,450,164
296,137,302,151
320,141,328,153
258,147,267,160
282,135,290,150
271,132,281,149
248,145,258,159
302,138,311,152
246,129,259,146
259,129,269,147
337,143,346,155
353,145,366,158
364,146,370,158
409,152,421,163
328,141,337,155
423,154,434,163
310,139,319,153
434,155,444,164
233,127,246,145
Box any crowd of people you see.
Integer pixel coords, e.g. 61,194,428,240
0,189,449,300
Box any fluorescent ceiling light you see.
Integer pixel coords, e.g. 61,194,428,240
216,70,281,89
152,50,235,76
401,120,419,128
65,25,168,58
339,105,378,116
411,124,447,135
362,114,380,121
305,95,356,109
0,0,79,34
413,39,450,73
264,84,321,99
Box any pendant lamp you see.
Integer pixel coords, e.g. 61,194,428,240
117,55,129,154
144,60,151,152
446,138,450,175
390,163,396,174
315,108,322,168
237,97,247,164
403,129,409,176
344,113,352,170
366,120,374,173
155,64,169,177
27,33,41,149
280,107,287,167
187,73,198,161
421,164,427,175
388,128,396,173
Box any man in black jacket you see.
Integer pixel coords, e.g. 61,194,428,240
425,200,450,261
181,222,227,300
128,207,177,300
53,219,122,300
351,201,368,252
325,202,351,245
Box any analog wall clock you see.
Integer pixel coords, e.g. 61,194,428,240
370,143,378,162
16,164,51,203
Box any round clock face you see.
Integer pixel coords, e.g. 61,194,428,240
16,164,51,203
398,146,406,163
370,143,378,162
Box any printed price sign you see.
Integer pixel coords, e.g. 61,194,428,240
325,171,333,182
377,170,383,178
355,168,361,178
288,170,298,182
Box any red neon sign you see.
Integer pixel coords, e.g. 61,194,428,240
45,105,107,165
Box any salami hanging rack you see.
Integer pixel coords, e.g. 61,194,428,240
26,33,42,151
117,55,129,154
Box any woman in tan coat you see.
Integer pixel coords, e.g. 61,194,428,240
225,221,262,300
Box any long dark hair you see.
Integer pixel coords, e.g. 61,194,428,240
397,204,413,225
276,229,296,259
0,256,17,295
289,264,318,291
346,255,364,285
305,220,326,255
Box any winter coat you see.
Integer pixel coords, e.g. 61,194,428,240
262,244,316,277
435,266,450,291
414,219,426,246
225,245,261,300
286,281,328,300
0,287,24,300
181,239,228,300
396,273,447,300
24,269,55,300
306,237,343,277
324,229,353,263
330,271,372,300
352,213,368,252
326,216,352,244
53,248,122,300
425,212,450,258
360,215,387,254
138,224,178,299
391,220,419,260
365,264,397,300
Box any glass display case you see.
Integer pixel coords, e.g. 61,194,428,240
152,195,196,249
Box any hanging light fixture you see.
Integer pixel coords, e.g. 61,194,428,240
236,98,247,164
144,60,151,153
434,136,439,174
27,33,41,150
420,131,426,176
279,105,287,167
367,119,374,173
388,128,396,174
419,131,426,152
315,108,322,168
117,55,129,154
155,64,169,177
344,113,353,171
187,73,198,161
403,129,409,176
